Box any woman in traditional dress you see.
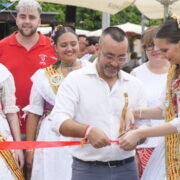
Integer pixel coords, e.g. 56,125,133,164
0,63,24,180
130,26,170,178
119,18,180,180
24,26,90,180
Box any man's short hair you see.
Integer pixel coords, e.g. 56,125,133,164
87,36,99,46
78,34,87,39
100,27,127,44
16,0,42,14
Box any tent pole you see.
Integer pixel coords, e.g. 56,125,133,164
156,0,179,21
102,12,110,30
141,14,146,62
163,4,169,21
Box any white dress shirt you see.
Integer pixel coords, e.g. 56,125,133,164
79,53,92,62
51,60,147,162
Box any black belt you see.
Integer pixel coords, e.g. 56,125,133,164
73,156,134,168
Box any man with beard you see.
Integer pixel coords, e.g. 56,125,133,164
0,0,55,138
51,27,147,180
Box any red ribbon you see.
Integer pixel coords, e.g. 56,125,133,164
0,140,119,150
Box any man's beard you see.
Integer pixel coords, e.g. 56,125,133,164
100,63,119,78
19,27,37,37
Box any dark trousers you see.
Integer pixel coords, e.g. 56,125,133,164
72,158,138,180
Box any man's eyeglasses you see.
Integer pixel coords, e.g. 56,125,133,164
144,43,155,51
101,49,127,63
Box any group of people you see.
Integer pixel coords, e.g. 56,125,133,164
77,34,99,62
0,0,179,180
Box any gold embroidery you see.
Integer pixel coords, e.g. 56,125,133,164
0,134,24,180
45,65,64,94
165,65,180,180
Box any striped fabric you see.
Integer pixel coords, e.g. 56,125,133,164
136,148,155,178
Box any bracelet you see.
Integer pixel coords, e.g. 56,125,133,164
82,125,90,137
85,126,94,139
80,126,94,147
26,149,35,155
26,149,33,152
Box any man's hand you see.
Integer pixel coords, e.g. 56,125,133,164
87,127,111,148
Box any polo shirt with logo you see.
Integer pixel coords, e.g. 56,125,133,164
0,31,56,133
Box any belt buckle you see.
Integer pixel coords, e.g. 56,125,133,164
108,161,117,168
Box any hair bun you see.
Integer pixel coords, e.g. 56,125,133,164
171,15,180,29
54,25,64,32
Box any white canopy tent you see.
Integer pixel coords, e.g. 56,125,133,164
10,0,180,19
89,22,146,37
116,22,147,35
37,26,91,36
37,26,52,34
134,0,180,20
36,0,134,15
37,23,146,37
76,29,91,36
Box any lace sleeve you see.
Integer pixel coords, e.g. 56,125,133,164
1,75,19,114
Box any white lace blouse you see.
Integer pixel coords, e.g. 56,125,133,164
0,75,19,114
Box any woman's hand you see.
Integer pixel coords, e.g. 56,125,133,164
25,150,34,171
15,149,24,169
125,109,135,130
119,129,141,151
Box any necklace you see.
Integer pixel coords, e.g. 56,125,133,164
60,60,77,72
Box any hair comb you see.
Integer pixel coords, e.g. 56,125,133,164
172,15,180,29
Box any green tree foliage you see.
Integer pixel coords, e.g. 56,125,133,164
111,6,162,28
111,6,142,25
40,2,65,23
76,8,102,30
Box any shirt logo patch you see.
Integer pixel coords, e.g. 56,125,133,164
50,74,62,86
39,54,47,65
